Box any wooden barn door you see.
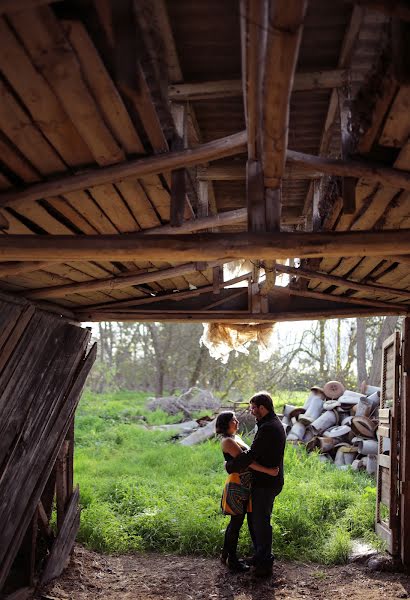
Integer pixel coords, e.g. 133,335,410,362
376,330,401,555
400,318,410,570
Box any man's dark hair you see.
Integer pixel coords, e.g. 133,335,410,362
250,391,274,412
215,411,235,435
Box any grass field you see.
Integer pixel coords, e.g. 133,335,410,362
74,390,381,564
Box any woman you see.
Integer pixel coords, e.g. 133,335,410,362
215,411,279,573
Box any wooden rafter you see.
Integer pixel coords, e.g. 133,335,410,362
260,0,307,188
77,306,406,323
276,263,410,301
2,230,410,263
198,164,322,181
3,141,410,210
76,273,252,312
0,131,247,209
168,69,349,101
23,260,227,299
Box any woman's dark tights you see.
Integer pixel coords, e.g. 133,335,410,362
223,511,250,559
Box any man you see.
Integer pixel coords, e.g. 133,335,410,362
225,391,286,577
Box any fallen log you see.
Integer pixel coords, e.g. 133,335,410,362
180,418,216,446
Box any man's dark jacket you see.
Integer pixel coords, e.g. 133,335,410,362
225,411,286,493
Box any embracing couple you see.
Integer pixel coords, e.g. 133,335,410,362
215,392,286,577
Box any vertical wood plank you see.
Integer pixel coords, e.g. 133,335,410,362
247,159,265,232
170,104,187,226
401,318,410,570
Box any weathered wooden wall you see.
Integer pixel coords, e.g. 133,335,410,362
0,292,96,598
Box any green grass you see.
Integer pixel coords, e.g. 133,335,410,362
74,390,381,564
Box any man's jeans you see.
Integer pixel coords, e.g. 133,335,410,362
248,487,276,566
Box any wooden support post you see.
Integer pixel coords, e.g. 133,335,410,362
312,179,321,231
247,159,265,232
213,266,223,295
198,180,209,218
338,88,357,214
170,104,187,226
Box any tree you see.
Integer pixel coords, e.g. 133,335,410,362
368,316,399,385
356,317,367,388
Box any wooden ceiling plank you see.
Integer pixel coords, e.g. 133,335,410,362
9,6,125,166
379,86,410,148
313,137,410,292
61,191,118,235
45,197,100,235
67,8,177,231
0,261,53,278
115,180,160,229
0,80,65,175
0,18,92,167
88,184,139,233
302,5,364,221
63,19,145,156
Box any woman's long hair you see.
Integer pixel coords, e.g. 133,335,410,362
215,411,235,436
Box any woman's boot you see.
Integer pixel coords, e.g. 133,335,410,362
227,556,250,573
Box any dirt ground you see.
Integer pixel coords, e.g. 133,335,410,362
36,545,410,600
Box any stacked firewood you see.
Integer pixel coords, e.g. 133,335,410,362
281,381,381,474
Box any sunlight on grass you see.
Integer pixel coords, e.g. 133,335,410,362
75,391,381,563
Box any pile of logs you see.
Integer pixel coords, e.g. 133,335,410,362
281,383,381,474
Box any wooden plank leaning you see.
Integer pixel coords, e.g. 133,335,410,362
40,486,80,586
0,334,96,589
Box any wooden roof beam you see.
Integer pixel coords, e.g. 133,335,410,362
23,260,228,299
0,131,247,209
168,69,349,101
261,0,307,188
76,273,252,312
198,164,322,181
276,263,410,301
2,230,410,263
77,306,407,323
2,144,410,210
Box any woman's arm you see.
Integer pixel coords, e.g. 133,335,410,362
249,462,279,477
223,440,279,476
221,438,243,458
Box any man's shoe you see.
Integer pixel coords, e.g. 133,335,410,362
227,557,250,573
253,564,273,578
244,555,257,566
220,549,229,565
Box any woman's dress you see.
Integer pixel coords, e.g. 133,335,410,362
220,437,252,516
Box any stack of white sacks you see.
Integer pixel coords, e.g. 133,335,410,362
281,381,382,474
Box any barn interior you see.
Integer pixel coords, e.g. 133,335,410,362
0,0,409,597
